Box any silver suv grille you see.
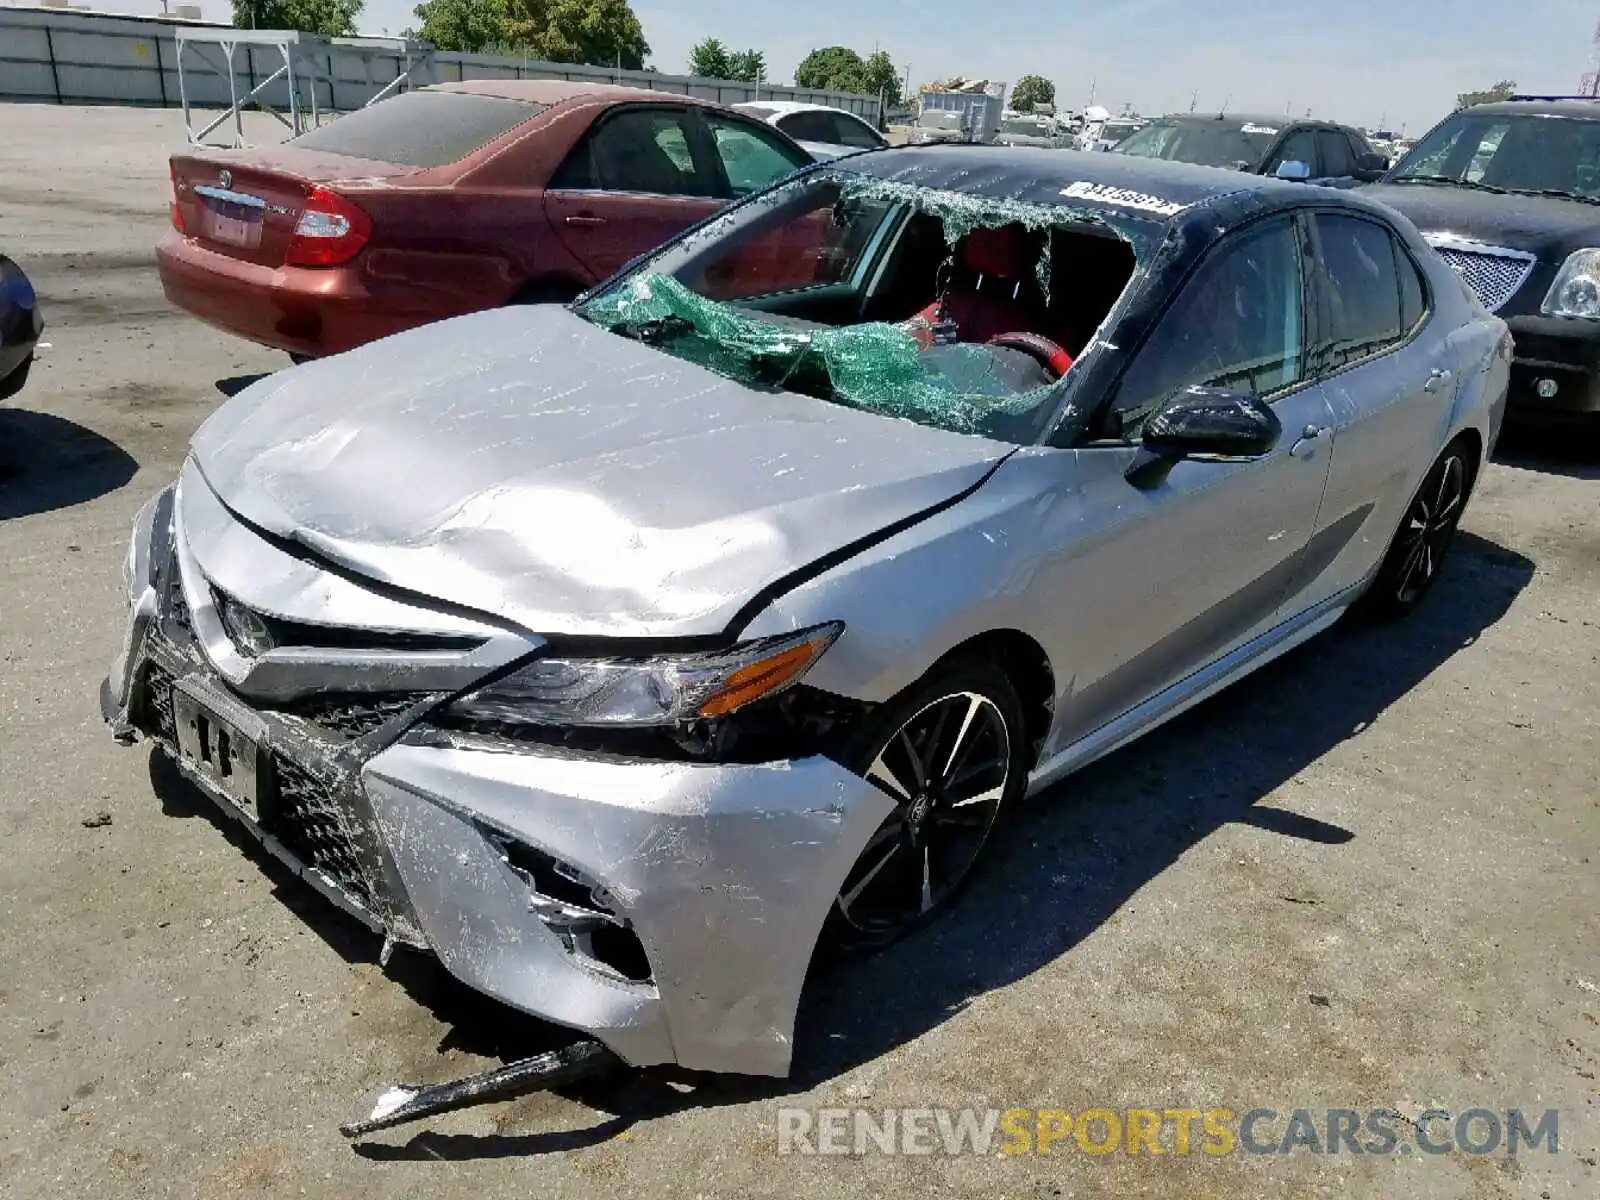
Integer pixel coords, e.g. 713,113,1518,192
1426,238,1536,313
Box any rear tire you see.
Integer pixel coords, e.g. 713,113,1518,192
1356,437,1475,621
819,657,1028,956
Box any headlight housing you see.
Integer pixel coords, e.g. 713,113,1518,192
1541,249,1600,318
448,623,844,729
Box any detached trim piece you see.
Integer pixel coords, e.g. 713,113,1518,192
341,1040,618,1137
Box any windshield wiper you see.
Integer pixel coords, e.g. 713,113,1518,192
1390,175,1508,194
1502,187,1600,206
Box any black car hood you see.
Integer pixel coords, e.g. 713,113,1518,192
1362,182,1600,261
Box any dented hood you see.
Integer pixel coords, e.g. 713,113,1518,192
190,305,1010,638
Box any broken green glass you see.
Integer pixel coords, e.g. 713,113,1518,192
584,273,1052,434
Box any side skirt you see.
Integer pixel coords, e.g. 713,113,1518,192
1025,588,1359,796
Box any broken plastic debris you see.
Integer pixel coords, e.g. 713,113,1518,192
339,1040,617,1137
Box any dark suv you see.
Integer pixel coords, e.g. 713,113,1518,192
1363,96,1600,425
1110,113,1389,187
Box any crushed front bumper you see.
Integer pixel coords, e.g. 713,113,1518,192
103,487,892,1077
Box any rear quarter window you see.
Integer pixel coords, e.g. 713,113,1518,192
288,91,546,168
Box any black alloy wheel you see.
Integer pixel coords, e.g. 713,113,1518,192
824,659,1027,953
1360,439,1474,619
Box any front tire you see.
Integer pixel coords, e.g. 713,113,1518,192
1357,438,1474,620
821,658,1028,955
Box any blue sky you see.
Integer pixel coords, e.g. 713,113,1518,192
117,0,1600,132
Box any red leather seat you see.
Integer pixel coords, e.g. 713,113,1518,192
917,225,1040,345
913,225,1073,377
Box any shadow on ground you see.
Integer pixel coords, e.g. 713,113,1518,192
216,373,271,399
1492,422,1600,480
0,408,138,519
148,532,1535,1160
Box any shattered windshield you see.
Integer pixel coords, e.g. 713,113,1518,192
573,171,1145,444
1113,121,1273,169
1389,114,1600,200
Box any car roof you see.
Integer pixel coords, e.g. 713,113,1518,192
738,100,862,117
426,79,717,109
841,145,1318,219
1464,97,1600,120
1155,112,1296,129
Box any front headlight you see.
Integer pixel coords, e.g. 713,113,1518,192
1541,249,1600,318
448,623,844,728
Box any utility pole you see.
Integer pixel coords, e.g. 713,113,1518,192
1189,89,1197,112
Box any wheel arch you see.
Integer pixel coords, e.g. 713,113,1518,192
924,628,1056,767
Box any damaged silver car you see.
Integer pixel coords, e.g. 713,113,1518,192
104,148,1509,1089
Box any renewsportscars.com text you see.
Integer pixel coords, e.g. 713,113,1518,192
776,1106,1560,1158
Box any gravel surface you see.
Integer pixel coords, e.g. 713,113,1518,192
0,102,1595,1200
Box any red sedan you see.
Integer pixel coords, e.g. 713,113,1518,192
157,81,815,359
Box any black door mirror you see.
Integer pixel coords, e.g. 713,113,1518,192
1126,386,1283,487
1353,151,1390,182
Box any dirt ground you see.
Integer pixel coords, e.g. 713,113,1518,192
0,103,1595,1200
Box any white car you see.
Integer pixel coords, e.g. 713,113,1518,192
732,101,888,161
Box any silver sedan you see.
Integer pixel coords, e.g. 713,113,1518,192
103,149,1509,1082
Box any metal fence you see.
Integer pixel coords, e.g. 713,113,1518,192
0,7,881,121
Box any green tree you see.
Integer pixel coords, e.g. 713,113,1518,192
1456,79,1516,109
409,0,506,52
1012,74,1054,110
795,46,864,91
795,46,898,101
232,0,361,35
688,37,732,79
728,48,766,84
858,49,900,106
505,0,649,69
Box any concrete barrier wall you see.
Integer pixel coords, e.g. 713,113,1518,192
0,8,881,122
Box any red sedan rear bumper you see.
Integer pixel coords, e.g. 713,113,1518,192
156,233,435,358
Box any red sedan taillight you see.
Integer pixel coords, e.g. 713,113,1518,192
285,186,372,267
169,161,186,234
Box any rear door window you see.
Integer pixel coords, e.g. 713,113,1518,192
1397,243,1428,332
833,113,886,148
289,90,544,167
1311,213,1407,370
777,110,838,143
1268,129,1321,176
552,109,719,197
703,115,811,196
1317,129,1356,177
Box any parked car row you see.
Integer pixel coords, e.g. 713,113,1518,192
1109,112,1391,188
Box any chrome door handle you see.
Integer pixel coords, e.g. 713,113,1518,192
1289,424,1328,459
565,214,606,227
1423,367,1453,393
